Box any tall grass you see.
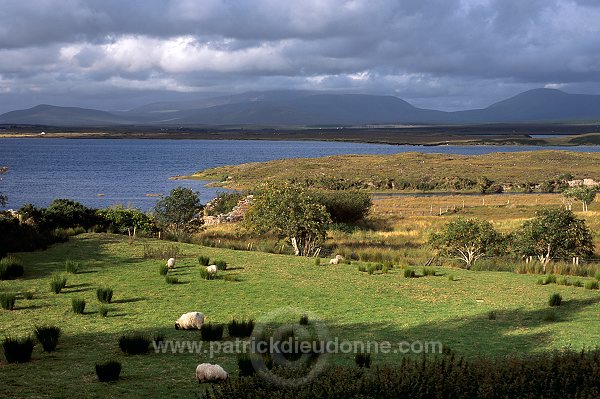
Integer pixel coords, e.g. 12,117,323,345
0,293,16,310
34,326,61,352
96,287,114,304
50,274,67,294
64,259,79,274
2,336,34,363
0,256,24,280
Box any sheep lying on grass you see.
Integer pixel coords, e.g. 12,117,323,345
175,312,205,330
195,363,228,383
166,258,176,269
330,254,344,265
206,265,217,274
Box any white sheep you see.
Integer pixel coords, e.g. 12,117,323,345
166,258,176,269
329,258,339,265
195,363,228,383
206,265,217,274
175,312,205,330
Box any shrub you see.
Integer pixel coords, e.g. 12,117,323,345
72,298,86,314
159,264,168,276
99,306,109,317
50,274,67,294
199,268,217,280
165,276,179,284
119,335,150,355
201,323,224,341
198,255,210,266
422,267,436,276
0,292,16,310
64,259,79,274
488,311,497,320
96,287,114,304
584,280,599,290
95,361,122,382
548,293,562,307
34,326,61,352
2,336,34,363
24,291,34,300
573,280,584,287
228,319,255,338
238,354,256,377
214,260,228,271
404,268,416,278
310,189,372,223
0,256,24,280
355,351,371,368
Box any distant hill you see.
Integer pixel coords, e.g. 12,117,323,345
2,89,600,126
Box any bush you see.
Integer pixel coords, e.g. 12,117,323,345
0,293,16,310
96,287,114,304
165,276,179,284
310,190,372,223
201,323,224,341
95,361,122,382
214,260,228,271
64,259,79,274
488,311,497,320
34,326,61,352
585,280,599,290
199,268,217,280
355,351,372,368
99,306,109,317
228,319,255,338
0,256,24,280
24,291,34,300
404,268,416,278
72,298,86,314
50,275,67,294
198,256,210,266
422,267,436,276
573,280,584,287
2,336,34,363
119,335,150,355
159,264,168,276
548,293,562,307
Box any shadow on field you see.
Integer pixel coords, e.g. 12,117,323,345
112,297,147,304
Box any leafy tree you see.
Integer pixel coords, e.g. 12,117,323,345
243,183,331,256
154,187,201,232
309,189,372,224
43,199,100,229
477,176,493,194
429,217,504,269
0,167,7,207
99,206,155,236
562,186,597,212
514,208,594,272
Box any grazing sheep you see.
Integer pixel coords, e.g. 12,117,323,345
329,258,339,265
175,312,205,330
166,258,176,269
195,363,228,383
206,265,218,274
335,254,344,261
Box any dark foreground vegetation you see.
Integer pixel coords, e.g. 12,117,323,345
203,350,600,399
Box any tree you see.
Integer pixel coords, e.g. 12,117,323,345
514,208,594,272
154,187,201,233
562,186,597,212
243,183,331,256
99,206,156,236
429,217,504,269
0,167,7,207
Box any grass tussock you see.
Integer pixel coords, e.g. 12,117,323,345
0,256,24,280
2,336,34,363
34,326,61,352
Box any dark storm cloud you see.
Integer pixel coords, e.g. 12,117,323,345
1,0,600,112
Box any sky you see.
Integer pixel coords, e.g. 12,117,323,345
1,0,600,113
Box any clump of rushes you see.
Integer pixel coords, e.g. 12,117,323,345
198,256,210,266
0,256,24,280
299,314,309,325
200,323,224,341
448,274,455,281
95,361,122,382
0,293,16,310
422,267,436,276
214,260,228,271
99,306,109,317
228,319,255,338
404,268,416,278
584,280,599,290
64,259,79,274
72,298,86,314
355,351,371,368
199,268,217,280
24,291,34,300
367,264,376,275
488,311,497,320
2,336,34,363
96,287,114,304
314,258,321,266
119,335,150,355
158,264,168,276
34,326,61,352
165,276,179,284
548,293,562,307
50,274,67,294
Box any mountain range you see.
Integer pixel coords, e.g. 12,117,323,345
1,88,600,127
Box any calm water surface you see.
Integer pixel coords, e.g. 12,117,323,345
1,138,599,210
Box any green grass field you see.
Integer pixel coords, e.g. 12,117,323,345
1,233,599,398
